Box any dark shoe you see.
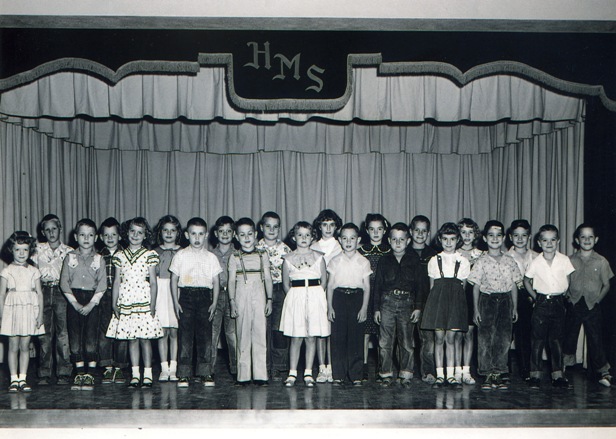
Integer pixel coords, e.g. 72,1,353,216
528,377,541,389
141,377,153,388
333,379,345,386
271,370,283,382
177,377,189,388
102,368,114,384
71,374,84,391
37,377,50,386
493,374,508,390
112,368,126,384
234,381,250,387
8,381,19,393
352,380,363,387
432,377,445,389
381,377,393,387
128,377,141,388
481,374,493,390
446,376,462,390
400,378,412,388
18,381,32,392
254,380,269,387
501,373,511,384
552,377,573,389
57,376,71,386
81,374,95,390
203,375,215,387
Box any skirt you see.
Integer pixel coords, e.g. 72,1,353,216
156,278,178,328
279,285,330,338
0,291,45,336
421,278,468,332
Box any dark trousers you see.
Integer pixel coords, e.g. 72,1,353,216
98,289,128,368
211,287,237,374
530,294,565,376
419,328,435,378
563,297,610,375
266,283,289,373
38,285,72,378
378,293,415,379
177,287,214,378
514,287,533,378
67,289,100,366
330,288,365,382
477,293,512,376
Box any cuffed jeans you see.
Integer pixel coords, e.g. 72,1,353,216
378,293,415,379
330,288,364,382
477,292,512,376
530,294,565,377
38,285,72,378
67,289,100,365
177,287,214,378
514,287,533,378
98,289,128,368
266,283,289,373
211,287,237,374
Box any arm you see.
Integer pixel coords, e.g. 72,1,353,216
0,277,7,327
149,265,158,316
111,270,121,318
209,275,219,321
35,277,44,327
472,283,481,326
319,256,327,291
523,276,536,300
373,261,384,325
262,253,273,317
60,258,82,312
281,258,291,295
228,256,238,319
511,283,518,323
327,280,335,322
81,260,108,316
358,275,370,323
170,273,182,319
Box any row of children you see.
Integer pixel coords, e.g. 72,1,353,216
0,210,612,394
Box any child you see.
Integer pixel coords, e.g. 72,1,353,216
327,223,372,386
523,224,575,389
468,221,521,390
32,214,73,386
358,213,390,382
153,215,183,382
60,219,107,390
169,217,221,388
563,223,614,386
421,222,471,389
256,211,292,382
506,219,538,381
0,232,44,392
211,216,238,379
106,217,163,388
409,215,438,384
279,221,329,387
98,217,128,384
457,218,483,385
311,209,343,383
373,222,422,387
228,217,274,386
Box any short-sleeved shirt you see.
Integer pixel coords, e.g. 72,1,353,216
0,264,41,292
427,252,471,280
33,242,72,283
169,247,222,288
211,245,234,288
155,246,180,279
327,252,372,289
568,251,614,309
525,251,575,294
467,252,522,294
256,239,291,284
311,238,342,266
506,248,539,285
59,250,107,293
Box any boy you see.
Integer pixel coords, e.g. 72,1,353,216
524,224,575,389
468,221,522,390
97,217,128,384
170,217,222,388
409,215,438,384
59,219,107,390
327,223,372,385
563,223,614,386
33,214,73,385
210,216,238,380
373,222,421,387
256,211,292,381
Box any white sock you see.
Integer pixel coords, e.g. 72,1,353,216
105,366,113,372
132,366,140,378
288,369,297,377
17,374,26,381
446,367,455,378
144,367,153,380
88,361,97,370
160,362,169,372
462,366,470,375
11,374,18,382
436,367,444,378
454,367,462,378
304,369,313,377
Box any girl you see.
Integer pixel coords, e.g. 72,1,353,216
0,231,44,392
311,209,343,383
421,223,471,389
506,219,538,381
456,218,484,385
358,213,390,382
279,222,329,387
153,215,183,382
106,217,163,388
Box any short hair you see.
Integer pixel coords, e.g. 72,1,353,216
482,220,505,236
154,215,183,246
537,224,559,240
509,219,531,233
235,217,256,230
40,214,62,231
292,221,314,237
98,217,121,235
436,222,462,247
389,222,410,236
121,217,154,249
363,213,390,232
74,218,97,234
574,222,597,241
457,218,481,246
260,211,281,223
313,209,343,240
340,222,360,236
186,217,208,230
1,231,36,264
410,215,431,231
215,216,235,230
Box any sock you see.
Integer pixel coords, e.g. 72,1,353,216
304,369,313,377
88,361,97,371
454,367,462,379
18,374,26,382
105,366,113,372
446,367,455,378
132,366,140,379
76,361,85,374
160,362,169,372
144,367,153,380
288,369,297,377
436,367,444,378
462,366,470,375
11,374,18,383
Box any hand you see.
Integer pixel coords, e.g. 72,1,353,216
328,306,335,322
151,305,157,317
357,307,367,323
264,300,272,317
229,302,238,319
79,302,96,316
72,302,84,313
374,311,381,325
174,301,183,320
208,303,216,321
410,309,421,324
512,309,518,323
473,311,481,326
36,313,43,328
112,303,120,319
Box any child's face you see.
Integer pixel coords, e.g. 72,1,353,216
101,226,120,250
338,228,360,253
575,227,598,252
440,233,459,254
12,243,30,265
538,230,559,254
42,220,61,244
388,230,410,255
319,220,337,240
161,222,179,246
366,221,385,245
128,224,146,248
293,227,313,249
509,227,530,250
411,221,430,247
236,224,256,251
214,223,234,245
260,217,281,242
75,225,96,251
185,225,207,249
484,226,504,250
460,226,476,248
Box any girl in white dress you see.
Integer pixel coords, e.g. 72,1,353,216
0,232,44,392
279,222,329,387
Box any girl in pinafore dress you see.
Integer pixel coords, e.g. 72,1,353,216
280,221,329,387
421,222,470,389
0,232,44,392
107,217,163,388
153,215,183,382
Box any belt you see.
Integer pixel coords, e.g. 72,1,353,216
42,281,59,287
390,289,410,296
291,279,321,287
538,293,564,300
335,287,362,295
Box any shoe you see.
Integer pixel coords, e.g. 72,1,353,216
491,374,507,390
353,380,362,386
254,380,269,387
528,377,541,389
177,377,190,388
271,370,283,382
432,377,445,389
112,368,126,384
37,377,50,386
481,374,493,390
501,373,511,384
316,365,328,383
141,377,153,388
325,364,333,383
8,381,19,393
381,377,393,387
422,374,436,385
333,379,345,386
446,376,462,389
304,374,315,387
81,374,94,390
194,376,204,383
375,375,383,385
57,375,71,386
158,367,170,382
552,377,573,389
18,381,32,392
400,378,412,388
168,369,179,382
234,381,250,387
102,368,114,384
599,374,612,387
203,375,215,387
462,373,476,385
71,374,84,391
128,377,141,388
284,375,297,387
